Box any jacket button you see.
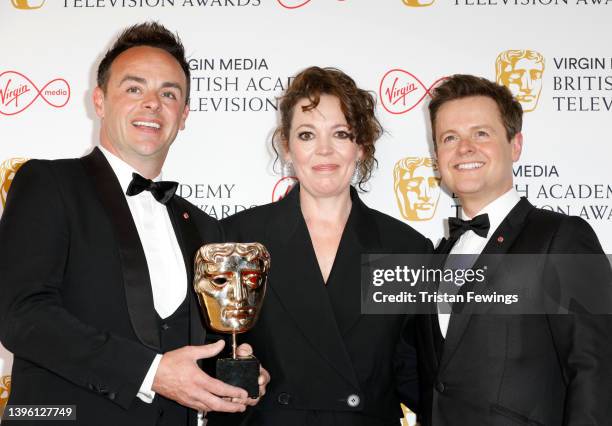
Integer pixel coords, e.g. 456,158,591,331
277,392,291,405
347,394,360,407
436,381,445,393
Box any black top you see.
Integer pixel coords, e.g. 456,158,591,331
210,185,432,426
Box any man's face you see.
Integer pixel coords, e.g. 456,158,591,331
498,57,544,112
194,243,269,333
434,96,522,214
93,46,189,172
395,162,440,221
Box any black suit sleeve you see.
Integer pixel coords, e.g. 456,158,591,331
0,161,157,409
545,216,612,425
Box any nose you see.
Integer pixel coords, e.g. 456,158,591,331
457,137,475,156
418,180,431,202
315,134,334,156
231,274,246,305
520,73,533,93
142,92,161,112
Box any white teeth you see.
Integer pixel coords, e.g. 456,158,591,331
133,121,160,129
456,162,484,170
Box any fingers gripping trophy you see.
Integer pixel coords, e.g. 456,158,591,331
194,243,270,398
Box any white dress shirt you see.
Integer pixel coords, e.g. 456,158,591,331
438,188,521,338
99,146,187,403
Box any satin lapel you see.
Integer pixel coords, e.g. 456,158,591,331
440,198,534,373
165,199,207,346
80,148,160,350
327,189,380,336
265,186,360,389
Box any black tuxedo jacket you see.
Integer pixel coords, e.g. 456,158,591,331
209,185,432,426
0,148,220,425
414,198,612,426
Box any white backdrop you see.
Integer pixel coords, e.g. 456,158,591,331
1,0,611,423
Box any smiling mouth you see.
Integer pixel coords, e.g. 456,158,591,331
132,120,161,130
455,162,484,171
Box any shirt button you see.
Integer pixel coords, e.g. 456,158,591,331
277,392,291,405
347,394,360,407
436,381,445,393
161,323,169,330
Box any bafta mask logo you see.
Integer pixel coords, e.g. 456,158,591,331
393,157,441,221
496,50,545,112
194,243,270,333
402,0,435,6
11,0,45,9
0,375,11,417
1,158,28,209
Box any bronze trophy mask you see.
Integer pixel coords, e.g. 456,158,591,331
194,242,270,397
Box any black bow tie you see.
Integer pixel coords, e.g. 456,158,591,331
448,214,490,240
126,172,178,205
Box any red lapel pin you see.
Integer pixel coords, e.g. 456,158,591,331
183,212,189,220
497,236,504,243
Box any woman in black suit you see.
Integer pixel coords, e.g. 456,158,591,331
215,67,432,426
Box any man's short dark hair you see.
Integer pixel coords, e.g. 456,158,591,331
97,21,190,104
428,74,523,147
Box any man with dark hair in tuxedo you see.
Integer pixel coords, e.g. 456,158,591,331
411,74,612,425
0,22,267,426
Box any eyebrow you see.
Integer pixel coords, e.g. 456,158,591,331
119,75,184,95
294,123,349,130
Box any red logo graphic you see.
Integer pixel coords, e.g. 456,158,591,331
272,176,298,202
0,71,70,116
276,0,345,9
379,69,446,115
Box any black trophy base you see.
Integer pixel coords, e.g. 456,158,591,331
216,357,260,398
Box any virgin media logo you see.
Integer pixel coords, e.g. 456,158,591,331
0,71,70,116
272,176,298,202
379,69,445,115
276,0,345,9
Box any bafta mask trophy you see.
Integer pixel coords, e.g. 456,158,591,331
194,242,270,398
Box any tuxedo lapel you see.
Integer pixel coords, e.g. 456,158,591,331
440,198,534,372
165,199,207,346
80,147,160,350
265,186,360,389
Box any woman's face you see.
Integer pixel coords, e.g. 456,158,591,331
284,94,363,199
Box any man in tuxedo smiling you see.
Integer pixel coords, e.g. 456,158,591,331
413,74,612,425
0,22,267,425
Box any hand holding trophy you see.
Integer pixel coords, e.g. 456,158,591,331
194,243,270,398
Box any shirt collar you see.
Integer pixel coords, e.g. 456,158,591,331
98,145,162,194
461,188,521,239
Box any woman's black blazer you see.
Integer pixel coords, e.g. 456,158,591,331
213,185,432,425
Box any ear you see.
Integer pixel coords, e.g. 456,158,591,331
280,138,291,163
179,104,189,131
511,132,523,162
93,86,105,119
356,144,364,161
